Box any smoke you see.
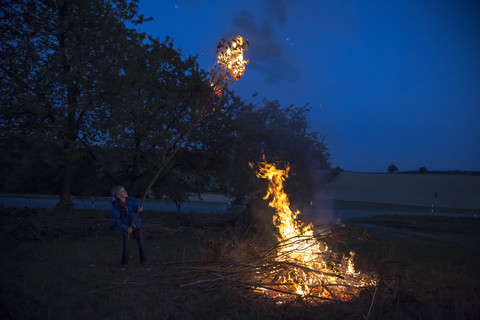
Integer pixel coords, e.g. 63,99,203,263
300,189,337,226
232,11,282,60
229,0,302,83
262,0,287,24
296,163,338,226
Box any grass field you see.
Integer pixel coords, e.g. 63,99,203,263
1,207,479,319
326,172,480,211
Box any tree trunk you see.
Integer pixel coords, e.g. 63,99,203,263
57,135,75,209
56,82,78,209
56,2,78,210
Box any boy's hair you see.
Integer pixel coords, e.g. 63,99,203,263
111,185,124,198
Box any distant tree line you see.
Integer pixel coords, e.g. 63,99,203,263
387,165,479,175
0,0,330,208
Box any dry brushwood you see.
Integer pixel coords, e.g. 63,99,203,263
98,224,377,305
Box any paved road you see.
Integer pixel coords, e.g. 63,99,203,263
0,196,233,213
1,196,476,219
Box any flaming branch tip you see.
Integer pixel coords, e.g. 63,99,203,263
209,35,249,97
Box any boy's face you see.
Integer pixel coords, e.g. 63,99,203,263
117,187,128,199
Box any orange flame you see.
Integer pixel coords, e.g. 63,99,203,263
250,161,375,301
210,36,249,97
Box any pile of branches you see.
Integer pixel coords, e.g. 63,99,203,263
171,224,376,304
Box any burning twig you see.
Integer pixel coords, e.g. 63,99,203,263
129,36,249,229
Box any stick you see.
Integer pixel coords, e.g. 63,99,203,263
128,97,215,230
128,35,249,229
365,283,379,320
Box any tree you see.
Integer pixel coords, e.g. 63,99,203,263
387,164,398,174
0,1,331,206
225,99,330,204
0,0,150,207
95,36,213,199
419,166,428,174
326,166,344,182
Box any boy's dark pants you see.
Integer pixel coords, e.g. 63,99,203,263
121,228,147,266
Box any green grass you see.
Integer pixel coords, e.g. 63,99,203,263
346,214,480,235
333,199,478,214
1,207,479,319
343,214,480,319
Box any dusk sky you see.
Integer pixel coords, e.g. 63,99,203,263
137,0,480,173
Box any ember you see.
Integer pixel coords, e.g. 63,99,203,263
250,161,376,301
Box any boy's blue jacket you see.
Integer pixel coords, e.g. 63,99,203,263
111,197,142,235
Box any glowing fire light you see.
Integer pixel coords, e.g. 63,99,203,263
250,161,375,301
210,36,249,97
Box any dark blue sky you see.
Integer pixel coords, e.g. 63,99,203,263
137,0,480,172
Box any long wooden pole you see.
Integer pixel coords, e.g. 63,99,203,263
128,97,213,229
128,35,248,229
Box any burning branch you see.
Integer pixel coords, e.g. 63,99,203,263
209,36,249,97
129,36,249,228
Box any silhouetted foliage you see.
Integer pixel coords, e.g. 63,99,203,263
326,166,344,182
91,36,212,200
0,0,150,206
225,99,330,205
387,164,398,174
0,1,331,204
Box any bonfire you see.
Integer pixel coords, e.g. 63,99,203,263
248,161,376,302
175,161,376,304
